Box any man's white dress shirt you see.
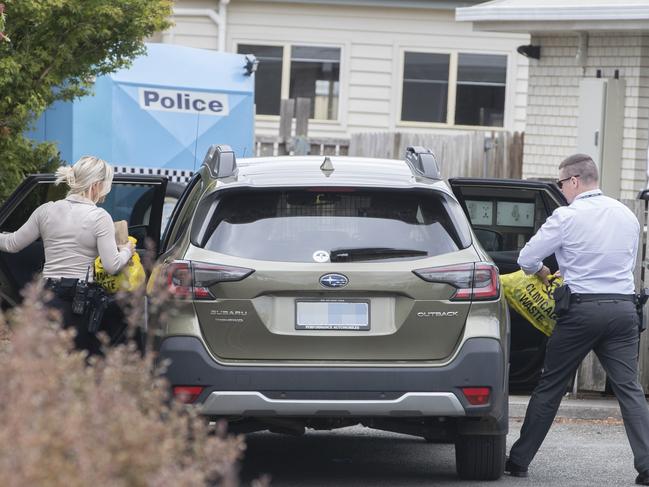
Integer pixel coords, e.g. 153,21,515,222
0,194,132,281
517,189,639,295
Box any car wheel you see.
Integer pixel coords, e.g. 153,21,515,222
455,434,505,480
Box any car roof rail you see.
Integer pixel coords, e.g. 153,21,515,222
202,144,237,179
404,146,441,179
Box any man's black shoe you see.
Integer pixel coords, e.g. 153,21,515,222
505,457,528,478
636,471,649,485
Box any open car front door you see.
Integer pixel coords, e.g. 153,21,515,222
449,177,566,392
0,174,167,309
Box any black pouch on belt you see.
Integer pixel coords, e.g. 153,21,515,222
553,284,571,317
71,267,92,315
637,288,649,333
86,285,111,334
71,279,89,315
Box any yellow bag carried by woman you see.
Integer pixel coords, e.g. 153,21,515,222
500,270,563,336
94,236,146,293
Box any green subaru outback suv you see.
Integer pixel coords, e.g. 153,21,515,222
0,145,567,481
153,145,507,480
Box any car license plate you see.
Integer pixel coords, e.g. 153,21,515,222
295,300,370,331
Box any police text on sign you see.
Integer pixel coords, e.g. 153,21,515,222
138,88,229,116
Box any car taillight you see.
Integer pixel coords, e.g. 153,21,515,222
461,387,491,406
165,260,254,300
173,385,205,404
412,262,499,301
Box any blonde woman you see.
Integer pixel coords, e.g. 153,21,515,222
0,156,134,353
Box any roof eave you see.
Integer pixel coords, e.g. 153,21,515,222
456,4,649,33
456,19,649,33
456,5,649,22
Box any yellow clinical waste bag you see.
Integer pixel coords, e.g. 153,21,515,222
500,270,563,336
94,236,146,293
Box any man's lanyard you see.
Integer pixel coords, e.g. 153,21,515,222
575,192,602,201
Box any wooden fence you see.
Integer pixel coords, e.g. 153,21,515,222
252,98,523,180
348,131,524,179
577,198,649,393
255,130,524,180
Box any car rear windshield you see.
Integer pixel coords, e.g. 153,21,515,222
193,188,471,262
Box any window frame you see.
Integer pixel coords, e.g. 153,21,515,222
235,40,344,123
397,47,510,131
160,173,204,253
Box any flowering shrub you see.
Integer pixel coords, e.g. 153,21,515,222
0,281,250,487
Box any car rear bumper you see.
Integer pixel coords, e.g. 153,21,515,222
157,336,507,431
201,391,466,416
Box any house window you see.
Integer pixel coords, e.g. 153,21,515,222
401,51,507,127
455,53,507,127
289,46,340,120
401,52,450,123
237,44,283,116
237,43,341,120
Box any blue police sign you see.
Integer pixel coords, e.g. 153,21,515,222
139,88,229,115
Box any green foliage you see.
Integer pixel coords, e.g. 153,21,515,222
0,136,59,200
0,0,172,201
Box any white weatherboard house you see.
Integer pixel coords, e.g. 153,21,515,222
156,0,530,140
457,0,649,199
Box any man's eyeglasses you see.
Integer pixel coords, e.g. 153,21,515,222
556,175,580,189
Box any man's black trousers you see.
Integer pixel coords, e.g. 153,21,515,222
509,297,649,474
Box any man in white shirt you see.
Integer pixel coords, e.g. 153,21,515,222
505,154,649,485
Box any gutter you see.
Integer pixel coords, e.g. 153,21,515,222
171,1,230,51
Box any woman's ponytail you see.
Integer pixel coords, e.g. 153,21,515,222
54,165,77,189
54,156,113,200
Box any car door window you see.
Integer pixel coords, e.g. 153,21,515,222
0,181,66,306
453,186,557,253
98,183,161,248
0,177,166,303
161,175,204,252
462,191,550,252
3,181,165,240
2,183,67,232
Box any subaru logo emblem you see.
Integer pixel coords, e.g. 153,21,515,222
320,273,349,288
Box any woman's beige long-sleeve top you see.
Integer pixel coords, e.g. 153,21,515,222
0,194,132,280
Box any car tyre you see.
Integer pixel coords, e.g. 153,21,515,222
455,434,505,480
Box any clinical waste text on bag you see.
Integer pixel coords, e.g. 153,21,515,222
500,270,563,336
94,235,146,294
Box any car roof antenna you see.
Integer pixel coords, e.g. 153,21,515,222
320,156,334,177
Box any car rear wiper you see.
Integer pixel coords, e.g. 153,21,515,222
329,247,428,262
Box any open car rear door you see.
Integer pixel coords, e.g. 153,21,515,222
0,174,167,309
449,177,566,392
